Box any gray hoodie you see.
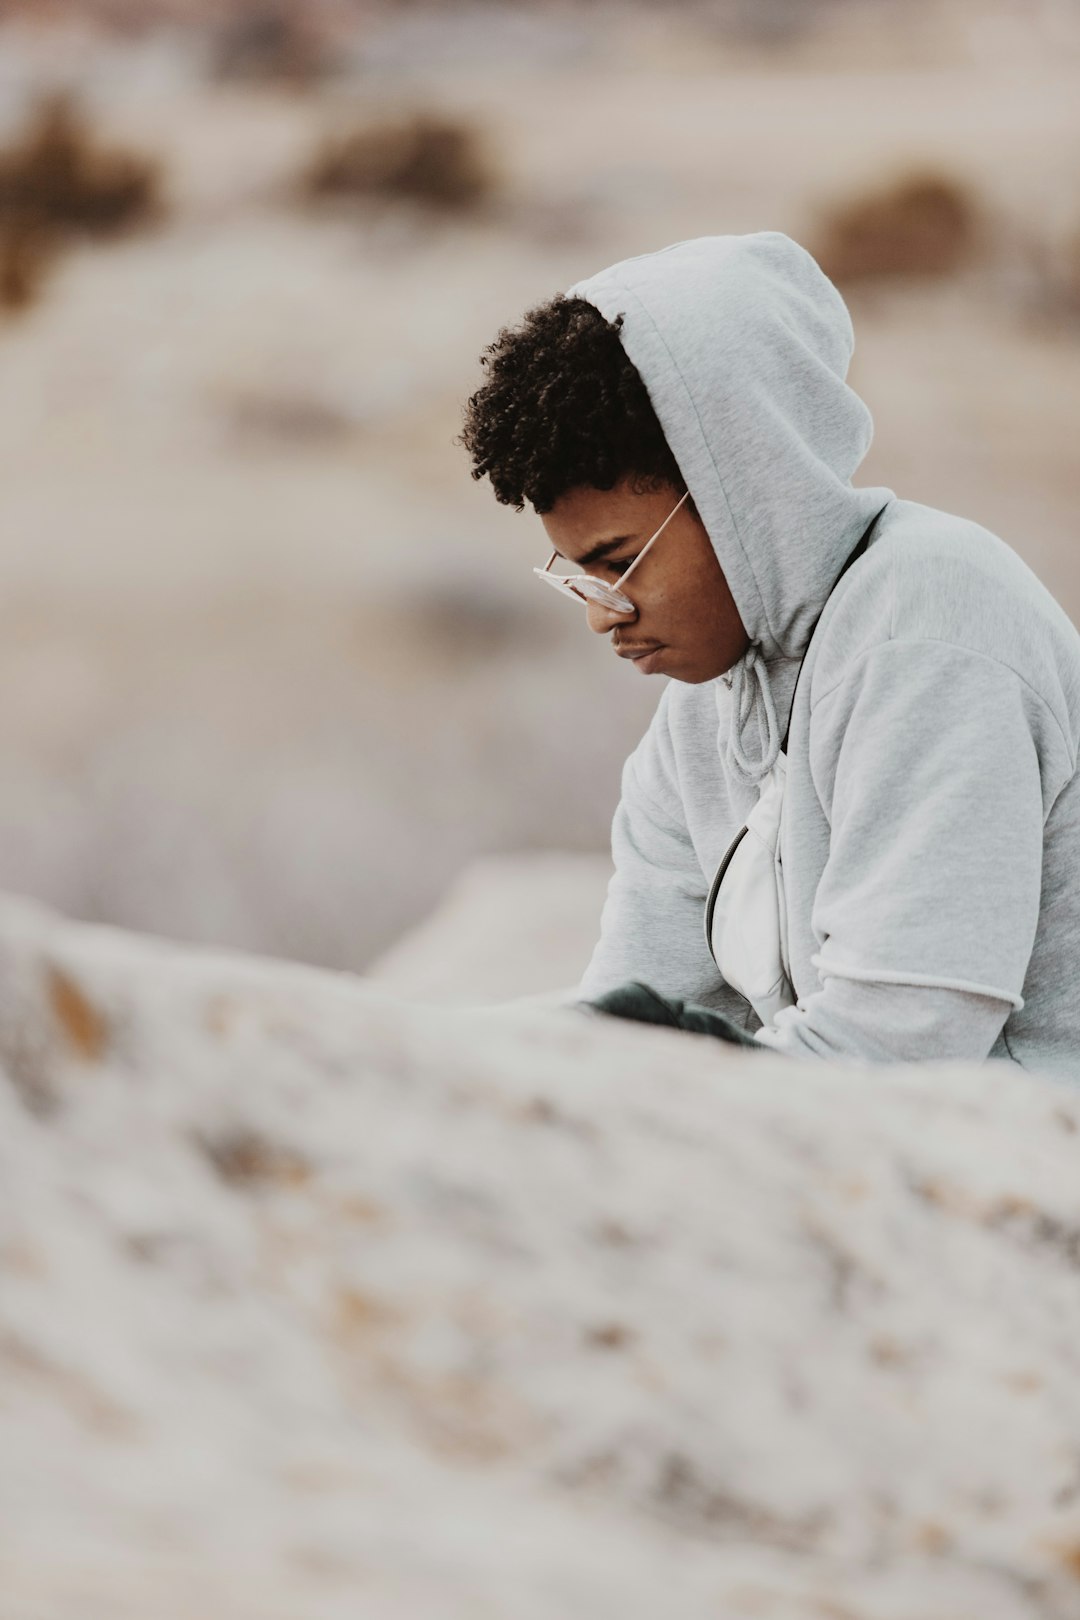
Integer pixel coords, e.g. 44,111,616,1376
571,234,1080,1078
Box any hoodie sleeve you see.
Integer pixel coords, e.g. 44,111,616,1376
756,637,1073,1063
579,701,753,1024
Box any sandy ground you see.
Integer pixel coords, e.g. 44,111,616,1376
0,2,1077,972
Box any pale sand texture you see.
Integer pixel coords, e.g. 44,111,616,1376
1,888,1080,1617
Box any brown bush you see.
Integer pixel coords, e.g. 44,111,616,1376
0,94,162,313
1042,225,1080,322
213,5,335,86
815,170,979,284
0,94,161,236
0,213,59,312
303,113,495,213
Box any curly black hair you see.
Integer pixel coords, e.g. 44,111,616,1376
459,294,683,513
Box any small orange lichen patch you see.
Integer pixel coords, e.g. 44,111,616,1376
0,1239,46,1277
696,1330,728,1358
335,1192,386,1225
333,1286,400,1342
913,1176,985,1219
1,1332,138,1437
451,1289,506,1343
593,1216,642,1248
198,1126,311,1189
632,1355,668,1395
811,1600,864,1620
204,994,238,1038
404,1369,537,1463
47,964,109,1061
569,1450,620,1490
278,1458,362,1495
991,1193,1038,1220
354,1323,540,1462
869,1334,910,1368
1046,1538,1080,1580
1004,1369,1044,1393
716,1586,781,1618
520,1095,558,1125
915,1520,953,1555
833,1174,870,1202
585,1321,634,1351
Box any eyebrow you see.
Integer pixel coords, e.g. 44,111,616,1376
556,534,634,569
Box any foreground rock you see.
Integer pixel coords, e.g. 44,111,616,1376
1,896,1079,1619
368,852,611,1004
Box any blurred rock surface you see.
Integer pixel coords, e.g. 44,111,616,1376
2,887,1080,1617
368,853,609,1004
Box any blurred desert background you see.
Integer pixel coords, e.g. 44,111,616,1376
5,10,1080,1616
0,0,1078,976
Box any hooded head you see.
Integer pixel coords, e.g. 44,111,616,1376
567,232,892,783
462,232,892,785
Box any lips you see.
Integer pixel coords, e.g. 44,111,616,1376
616,643,666,675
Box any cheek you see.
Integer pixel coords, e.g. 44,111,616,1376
670,576,746,669
656,572,724,636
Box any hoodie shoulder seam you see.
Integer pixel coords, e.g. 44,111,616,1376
811,636,1076,767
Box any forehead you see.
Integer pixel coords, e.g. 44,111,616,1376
540,481,669,553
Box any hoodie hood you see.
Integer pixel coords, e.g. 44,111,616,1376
568,233,892,783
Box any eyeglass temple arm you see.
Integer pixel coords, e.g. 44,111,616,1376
612,489,690,590
537,489,689,585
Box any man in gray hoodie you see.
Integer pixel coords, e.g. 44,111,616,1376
461,233,1080,1077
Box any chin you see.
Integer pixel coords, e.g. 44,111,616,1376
694,646,749,684
672,663,716,685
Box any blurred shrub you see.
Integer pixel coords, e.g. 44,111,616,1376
714,0,818,47
1030,225,1080,324
222,387,358,448
1057,228,1080,317
390,577,546,664
0,95,162,313
303,113,495,213
213,4,335,86
0,95,161,236
816,170,978,283
0,214,59,311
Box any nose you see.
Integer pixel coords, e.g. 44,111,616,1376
585,598,635,635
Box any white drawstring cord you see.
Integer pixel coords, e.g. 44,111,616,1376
719,644,781,788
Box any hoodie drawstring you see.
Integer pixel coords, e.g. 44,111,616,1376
718,506,890,793
720,645,781,789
